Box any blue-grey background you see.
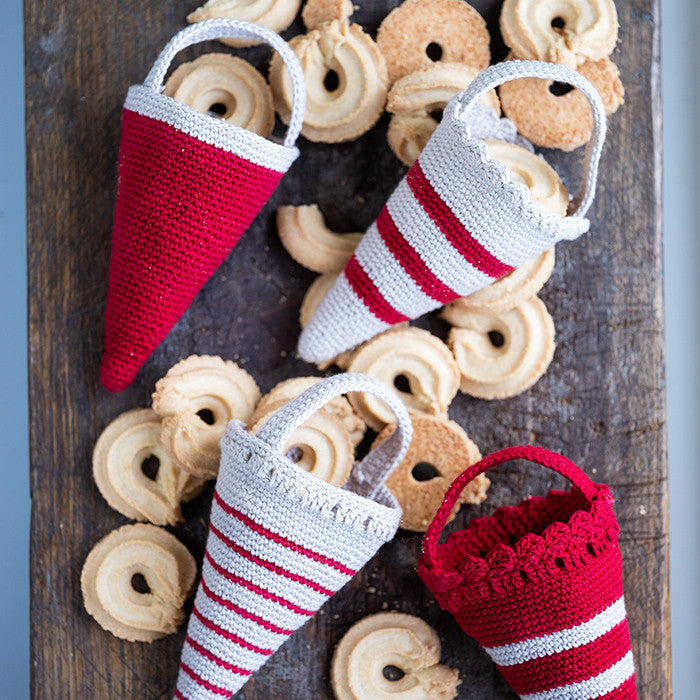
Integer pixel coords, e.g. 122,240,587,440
1,1,696,696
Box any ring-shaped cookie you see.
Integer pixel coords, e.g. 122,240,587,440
347,327,459,432
187,0,302,48
447,296,555,400
500,0,619,68
93,408,206,526
252,376,366,446
387,63,500,167
373,414,487,531
152,355,261,479
164,53,275,138
81,524,197,642
277,205,363,273
249,407,354,486
269,20,389,143
376,0,490,85
499,56,624,151
331,612,461,700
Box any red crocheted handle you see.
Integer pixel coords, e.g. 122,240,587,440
422,445,600,566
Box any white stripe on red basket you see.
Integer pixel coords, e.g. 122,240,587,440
485,596,628,666
519,651,635,700
484,596,635,699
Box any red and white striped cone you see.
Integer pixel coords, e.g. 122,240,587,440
298,60,607,364
100,19,306,392
418,446,637,700
174,373,413,700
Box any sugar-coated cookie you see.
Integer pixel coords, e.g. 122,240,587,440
373,414,488,531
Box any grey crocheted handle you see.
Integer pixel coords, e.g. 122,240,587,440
456,60,607,219
144,18,306,149
256,373,413,499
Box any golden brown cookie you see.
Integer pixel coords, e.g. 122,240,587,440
301,0,353,30
93,408,206,526
447,296,555,399
347,327,460,432
331,612,461,700
499,56,624,151
386,62,500,166
277,205,363,273
187,0,302,48
373,414,488,531
249,407,354,486
441,248,555,318
164,53,275,138
152,355,260,479
376,0,490,85
300,273,340,330
81,524,197,642
500,0,619,68
252,376,366,446
269,20,389,143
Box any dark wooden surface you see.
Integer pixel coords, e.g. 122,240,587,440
26,0,668,698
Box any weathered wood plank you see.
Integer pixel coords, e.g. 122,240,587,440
26,0,668,697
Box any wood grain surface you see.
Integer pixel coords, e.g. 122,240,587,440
25,0,668,697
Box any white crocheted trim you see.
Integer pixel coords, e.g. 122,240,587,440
144,18,306,149
421,100,590,253
125,85,299,173
221,423,402,542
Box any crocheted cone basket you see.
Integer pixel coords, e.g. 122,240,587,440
297,60,608,364
418,446,637,700
174,373,413,700
100,19,306,392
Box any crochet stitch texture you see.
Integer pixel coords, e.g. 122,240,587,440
100,20,305,392
175,373,413,699
418,445,637,700
298,61,607,363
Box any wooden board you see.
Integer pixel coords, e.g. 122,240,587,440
26,1,668,697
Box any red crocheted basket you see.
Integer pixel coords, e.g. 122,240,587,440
418,445,637,699
100,19,305,392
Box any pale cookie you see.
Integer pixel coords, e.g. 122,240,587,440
302,0,353,30
252,376,366,446
331,612,461,700
81,524,197,642
277,205,363,273
373,414,488,531
187,0,302,48
300,273,340,330
152,355,260,479
376,0,490,85
387,63,500,166
485,139,569,215
500,0,619,68
347,327,459,432
269,20,389,143
441,248,555,318
164,53,275,138
499,56,624,151
447,296,555,400
249,408,354,486
93,408,206,526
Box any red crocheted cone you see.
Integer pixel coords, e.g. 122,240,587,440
100,89,296,392
418,446,637,700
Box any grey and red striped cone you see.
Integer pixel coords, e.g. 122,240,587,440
297,61,608,364
174,373,412,700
